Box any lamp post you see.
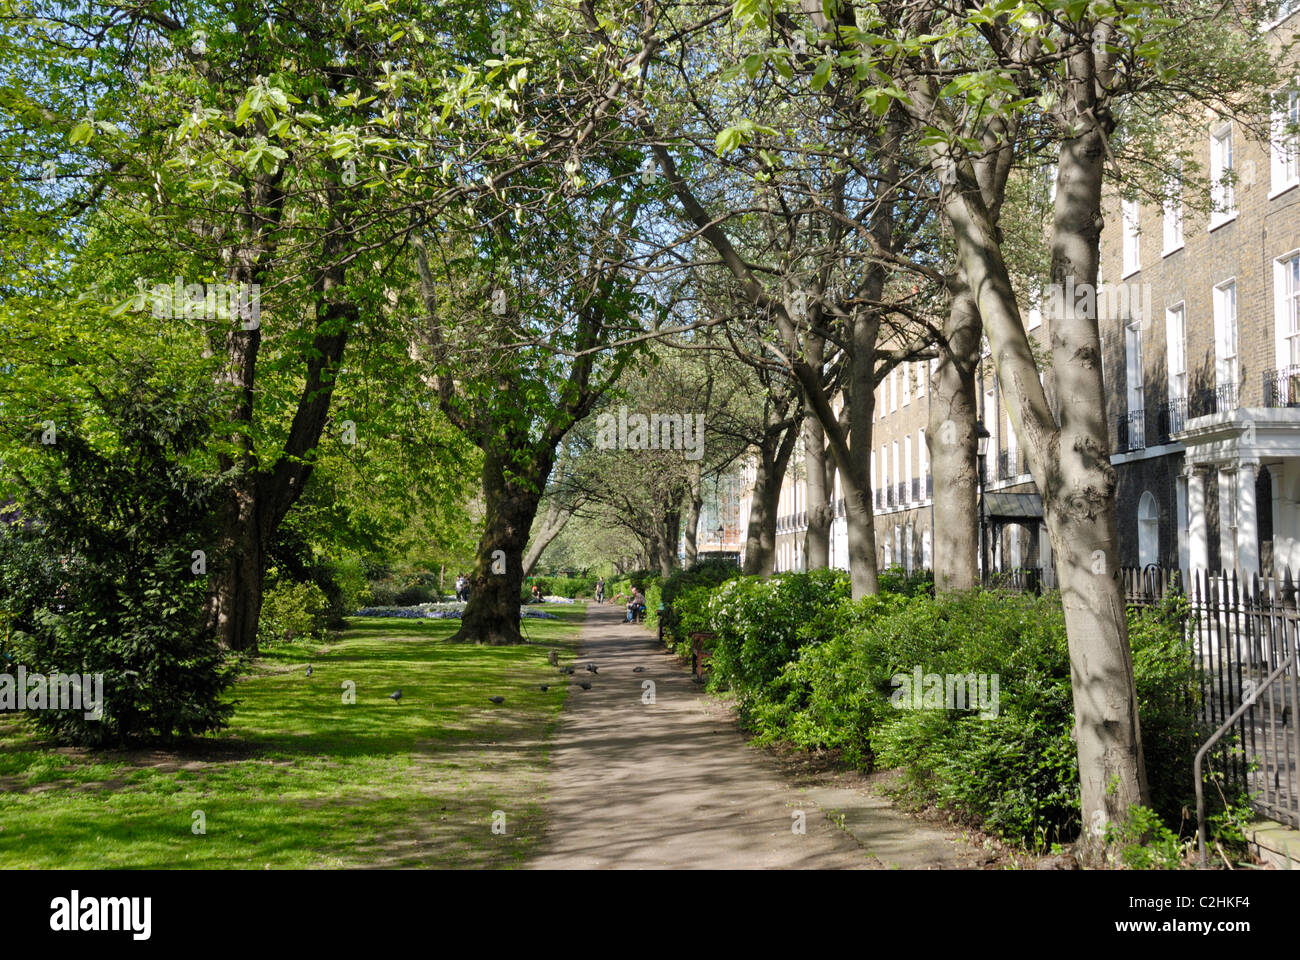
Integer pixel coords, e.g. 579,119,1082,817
976,422,990,586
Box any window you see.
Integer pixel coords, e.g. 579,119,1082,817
1214,280,1238,392
892,441,900,500
918,428,927,493
902,364,911,406
1166,303,1187,401
1272,87,1300,195
1126,320,1145,448
870,449,876,500
903,435,912,503
1121,199,1141,276
1027,285,1043,330
915,361,925,398
1162,166,1184,254
1138,492,1159,567
891,369,898,412
922,529,932,569
1210,125,1236,227
1282,253,1300,365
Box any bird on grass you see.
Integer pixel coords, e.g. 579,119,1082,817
559,666,575,675
388,689,403,703
632,666,645,673
577,680,592,691
547,649,558,666
539,685,549,692
305,665,313,677
488,696,505,705
585,663,598,674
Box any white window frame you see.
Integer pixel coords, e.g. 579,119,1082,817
1121,198,1141,277
1271,86,1300,198
903,434,912,503
902,364,911,406
1166,302,1187,402
1162,166,1184,256
1214,279,1238,392
1274,250,1300,374
1210,125,1237,229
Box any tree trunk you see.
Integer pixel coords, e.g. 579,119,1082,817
909,65,1149,864
743,419,798,576
683,464,703,567
452,448,543,645
803,335,832,569
522,497,574,578
929,274,982,593
657,505,680,579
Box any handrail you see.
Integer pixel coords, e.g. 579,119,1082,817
1194,645,1299,867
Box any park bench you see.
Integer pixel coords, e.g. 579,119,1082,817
689,631,715,681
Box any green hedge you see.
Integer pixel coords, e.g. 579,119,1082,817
669,570,1216,851
656,558,744,654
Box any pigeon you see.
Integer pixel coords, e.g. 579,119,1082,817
539,685,549,692
559,666,575,675
488,696,505,704
305,665,313,677
585,663,598,674
388,689,402,703
577,680,592,690
547,649,558,666
632,666,645,673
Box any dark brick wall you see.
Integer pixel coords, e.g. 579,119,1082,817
1114,453,1184,568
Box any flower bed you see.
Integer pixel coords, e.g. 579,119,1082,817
353,602,558,620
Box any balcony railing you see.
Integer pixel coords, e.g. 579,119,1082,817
996,449,1027,481
1263,365,1300,407
895,481,908,506
886,485,895,507
1187,381,1237,418
875,488,883,509
926,473,933,497
1157,397,1185,443
910,477,920,501
1116,409,1145,453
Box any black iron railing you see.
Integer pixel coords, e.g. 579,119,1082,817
910,477,920,501
1157,397,1186,443
1263,365,1300,407
1117,409,1146,453
926,474,933,497
1188,382,1238,418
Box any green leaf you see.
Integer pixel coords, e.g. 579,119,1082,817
69,122,93,145
810,58,833,91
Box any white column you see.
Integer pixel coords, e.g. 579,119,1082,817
1218,469,1236,570
1187,467,1208,576
1176,472,1189,578
1237,459,1260,576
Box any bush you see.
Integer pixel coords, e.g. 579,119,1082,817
703,569,850,700
257,579,331,646
0,369,236,746
656,558,743,651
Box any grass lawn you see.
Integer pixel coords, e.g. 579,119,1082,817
0,604,587,868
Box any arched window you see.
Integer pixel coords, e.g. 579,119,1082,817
1138,492,1159,567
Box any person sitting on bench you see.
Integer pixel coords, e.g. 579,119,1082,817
626,587,646,623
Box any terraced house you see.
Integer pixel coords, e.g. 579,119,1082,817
1101,10,1300,579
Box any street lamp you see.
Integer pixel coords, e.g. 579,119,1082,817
976,421,991,585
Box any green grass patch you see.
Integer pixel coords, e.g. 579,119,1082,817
0,603,587,868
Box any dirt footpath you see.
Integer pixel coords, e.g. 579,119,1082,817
527,603,975,869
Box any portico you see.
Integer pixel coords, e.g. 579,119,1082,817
1177,407,1300,576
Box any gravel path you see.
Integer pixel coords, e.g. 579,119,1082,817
527,603,912,869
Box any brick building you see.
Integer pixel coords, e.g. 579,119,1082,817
1101,12,1300,578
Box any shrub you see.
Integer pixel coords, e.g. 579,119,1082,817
0,369,236,746
703,569,850,701
656,558,743,650
257,579,331,646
